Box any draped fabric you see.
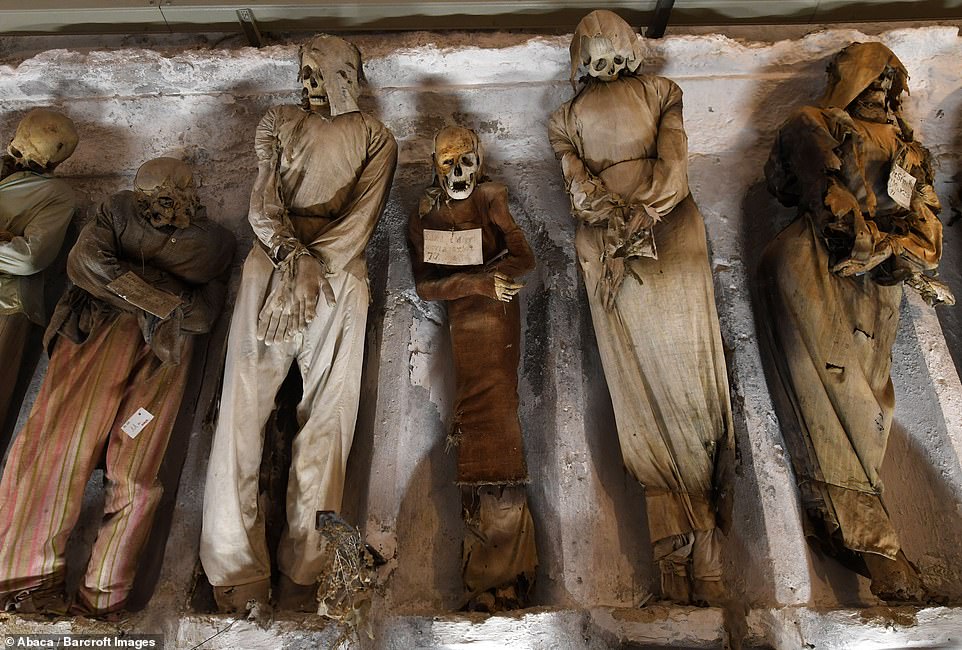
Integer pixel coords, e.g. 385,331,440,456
549,74,734,545
201,104,397,593
759,101,943,559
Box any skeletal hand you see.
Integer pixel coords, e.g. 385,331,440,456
492,271,524,302
292,254,335,331
626,204,658,238
256,255,335,345
256,270,297,346
600,254,626,311
831,244,891,277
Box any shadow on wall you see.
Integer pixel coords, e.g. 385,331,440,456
726,50,828,606
934,88,962,383
884,307,962,603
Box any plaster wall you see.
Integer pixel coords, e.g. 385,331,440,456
1,24,962,649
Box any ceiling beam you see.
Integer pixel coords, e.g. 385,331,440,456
0,1,959,35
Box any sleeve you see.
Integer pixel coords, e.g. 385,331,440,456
407,206,496,302
66,199,186,316
547,103,626,226
0,181,76,276
764,106,846,212
247,107,302,263
887,204,941,271
486,184,536,278
179,226,236,333
626,79,691,217
307,119,398,274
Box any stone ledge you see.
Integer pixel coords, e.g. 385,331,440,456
3,605,959,649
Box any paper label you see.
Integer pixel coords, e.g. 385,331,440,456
887,162,917,210
107,271,183,320
121,408,155,439
422,228,483,266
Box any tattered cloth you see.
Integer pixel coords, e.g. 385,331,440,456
760,96,943,559
45,191,234,366
549,74,735,542
408,182,536,484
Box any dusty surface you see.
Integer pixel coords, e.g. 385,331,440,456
1,23,962,650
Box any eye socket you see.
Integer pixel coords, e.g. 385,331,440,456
157,197,175,208
441,158,454,167
9,147,22,158
460,157,475,168
300,65,313,80
594,58,608,71
613,56,624,65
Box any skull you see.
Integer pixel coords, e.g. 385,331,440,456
570,10,644,85
8,109,78,172
134,157,200,228
582,35,627,81
299,35,363,117
850,65,898,122
434,126,481,201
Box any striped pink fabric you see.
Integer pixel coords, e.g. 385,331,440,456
0,312,192,614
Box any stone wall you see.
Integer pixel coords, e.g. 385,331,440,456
2,24,962,649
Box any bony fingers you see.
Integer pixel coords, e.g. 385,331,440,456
322,280,336,307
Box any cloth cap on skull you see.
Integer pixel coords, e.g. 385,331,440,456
570,10,644,84
9,108,79,171
818,41,908,112
299,35,365,117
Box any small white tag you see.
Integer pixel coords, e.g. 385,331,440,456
121,408,155,439
423,228,484,266
887,162,917,210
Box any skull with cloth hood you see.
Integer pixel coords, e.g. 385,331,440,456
570,10,644,85
134,157,200,229
7,108,78,173
298,35,365,117
433,126,482,201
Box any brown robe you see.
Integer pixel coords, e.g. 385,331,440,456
407,181,535,485
759,104,942,559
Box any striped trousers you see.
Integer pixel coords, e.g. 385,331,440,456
0,312,192,614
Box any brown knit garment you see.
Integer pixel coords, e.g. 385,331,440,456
408,182,535,484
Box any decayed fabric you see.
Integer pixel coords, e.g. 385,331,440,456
758,43,947,569
200,70,398,601
548,10,734,603
0,184,233,615
0,167,77,432
408,182,536,484
0,314,193,613
408,131,538,608
461,486,537,604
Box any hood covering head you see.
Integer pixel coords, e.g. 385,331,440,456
569,10,644,84
818,41,908,112
299,34,365,117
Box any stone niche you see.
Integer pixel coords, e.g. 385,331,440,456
2,24,962,650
